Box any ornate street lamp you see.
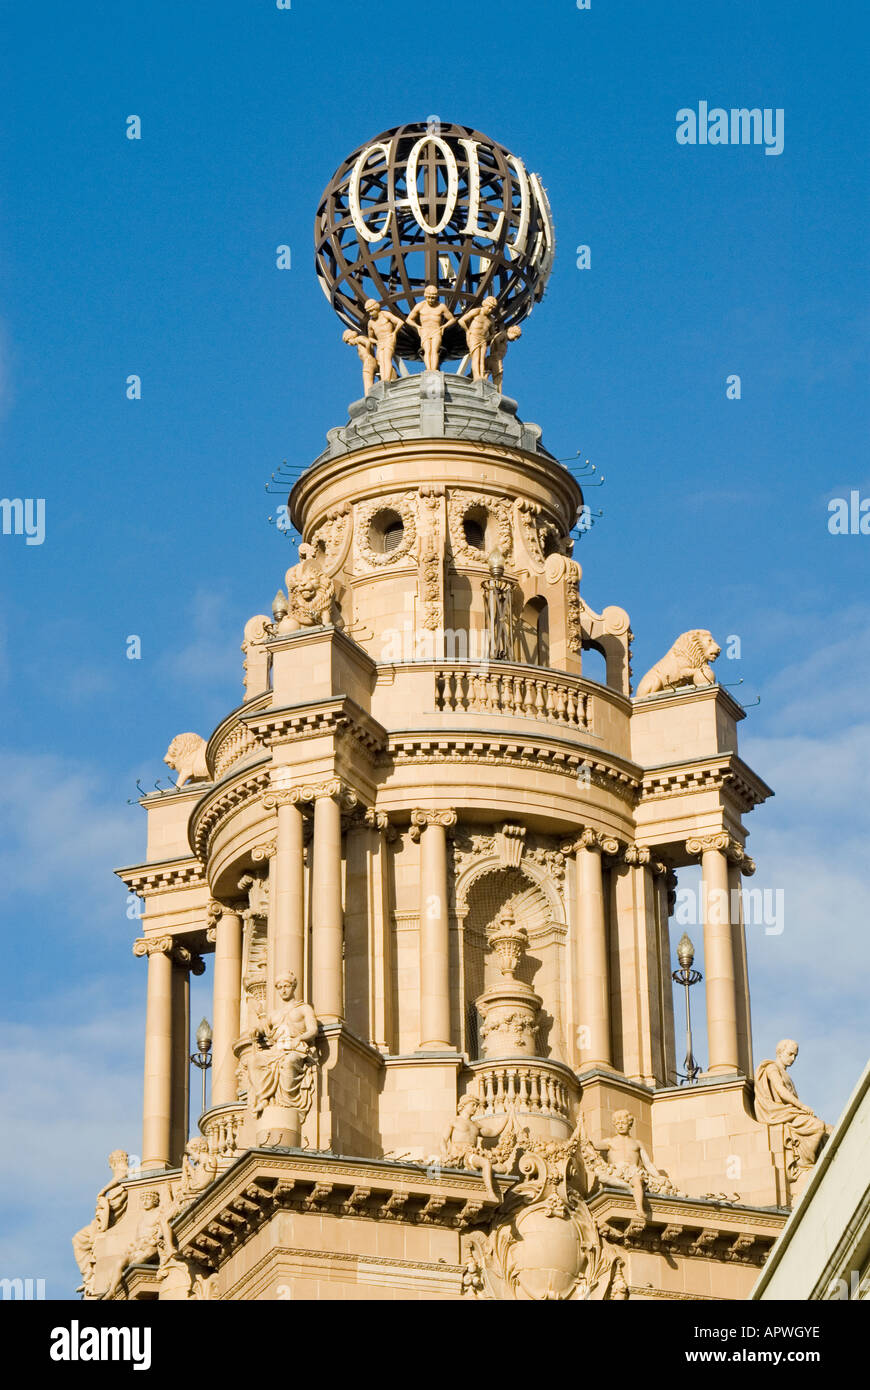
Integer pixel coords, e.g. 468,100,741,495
672,934,703,1084
190,1017,213,1117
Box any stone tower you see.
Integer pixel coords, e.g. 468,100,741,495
75,123,824,1302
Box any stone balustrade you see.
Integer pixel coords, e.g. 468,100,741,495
467,1058,578,1128
200,1102,246,1166
435,662,591,730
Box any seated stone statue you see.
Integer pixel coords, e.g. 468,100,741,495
247,973,319,1120
440,1095,520,1202
168,1137,218,1217
72,1149,129,1297
585,1110,677,1216
754,1039,831,1172
104,1189,176,1297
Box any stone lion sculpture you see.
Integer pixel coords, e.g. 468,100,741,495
164,732,209,787
273,543,338,632
636,630,721,697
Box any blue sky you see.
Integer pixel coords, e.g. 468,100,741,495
0,0,867,1296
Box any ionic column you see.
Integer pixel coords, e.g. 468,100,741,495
135,937,174,1171
310,782,348,1022
264,793,306,992
688,834,740,1076
412,809,457,1050
570,830,614,1069
728,855,755,1077
208,904,243,1107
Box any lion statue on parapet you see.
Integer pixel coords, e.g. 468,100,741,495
163,732,209,787
636,629,721,697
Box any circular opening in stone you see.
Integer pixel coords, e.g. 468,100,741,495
369,508,405,554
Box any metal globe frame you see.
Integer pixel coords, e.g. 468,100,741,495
314,121,555,361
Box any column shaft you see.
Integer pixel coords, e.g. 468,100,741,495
727,862,753,1076
273,800,305,990
702,847,740,1074
312,794,344,1021
419,822,451,1049
576,846,612,1068
170,962,189,1163
212,909,243,1106
142,947,173,1171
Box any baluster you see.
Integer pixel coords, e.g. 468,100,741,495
455,670,464,711
518,1067,530,1107
556,686,568,722
494,1069,505,1107
522,677,535,715
566,687,578,724
529,1072,541,1111
483,1072,495,1112
534,681,546,718
506,1069,517,1105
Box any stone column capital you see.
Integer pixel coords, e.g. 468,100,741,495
133,936,205,974
686,832,753,871
262,791,295,809
290,779,359,810
252,838,277,862
560,827,621,857
409,808,458,841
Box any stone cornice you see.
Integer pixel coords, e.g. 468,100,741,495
242,697,387,762
172,1153,500,1273
189,765,273,863
588,1189,787,1267
385,735,641,803
640,754,772,812
115,857,206,894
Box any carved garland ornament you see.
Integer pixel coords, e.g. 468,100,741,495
355,493,417,568
516,499,563,572
307,505,352,576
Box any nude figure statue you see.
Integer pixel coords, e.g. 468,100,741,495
407,285,456,372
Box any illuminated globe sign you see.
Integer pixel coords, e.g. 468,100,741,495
314,121,555,361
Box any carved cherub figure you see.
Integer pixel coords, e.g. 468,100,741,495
754,1039,831,1171
365,299,405,384
440,1094,513,1202
342,327,377,394
247,973,319,1119
486,323,521,391
407,285,456,372
459,296,499,380
104,1189,176,1297
72,1150,129,1296
588,1110,675,1217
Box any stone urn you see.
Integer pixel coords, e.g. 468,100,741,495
476,908,542,1059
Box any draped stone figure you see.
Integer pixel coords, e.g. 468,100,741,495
754,1039,831,1171
247,973,319,1120
72,1150,129,1296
